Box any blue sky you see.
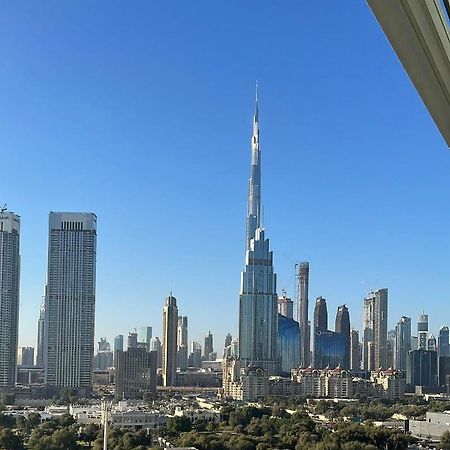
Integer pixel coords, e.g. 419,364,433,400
1,2,449,351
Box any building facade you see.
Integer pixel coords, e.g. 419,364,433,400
44,212,97,394
418,314,429,350
407,349,438,388
115,348,157,400
350,329,361,371
0,211,20,390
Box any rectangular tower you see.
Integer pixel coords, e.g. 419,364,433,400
363,289,388,370
162,295,178,386
0,211,20,389
297,262,310,367
44,212,97,394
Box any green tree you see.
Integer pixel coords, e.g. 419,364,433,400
0,428,25,450
440,430,450,450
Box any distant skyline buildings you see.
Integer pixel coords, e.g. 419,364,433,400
418,313,429,350
43,212,97,394
0,211,20,389
394,316,411,371
335,305,350,369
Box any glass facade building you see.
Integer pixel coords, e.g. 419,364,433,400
314,330,345,369
407,349,438,387
277,314,300,375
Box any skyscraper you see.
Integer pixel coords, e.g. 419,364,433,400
162,294,178,386
277,314,300,374
407,349,438,388
150,336,162,369
428,335,437,352
138,327,152,349
277,290,294,319
439,326,450,357
363,289,388,370
177,316,188,370
394,316,411,371
114,335,124,354
36,294,46,367
312,297,328,368
335,305,350,369
297,262,310,368
18,347,34,367
238,89,278,374
204,331,214,360
0,211,20,390
418,313,429,350
350,329,361,371
44,212,97,394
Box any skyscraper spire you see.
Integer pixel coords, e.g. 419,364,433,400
238,87,279,375
246,82,261,251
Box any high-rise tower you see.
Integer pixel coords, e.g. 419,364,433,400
363,288,388,370
439,326,449,357
297,262,310,368
238,87,279,374
335,305,350,369
418,314,429,350
0,211,20,389
162,294,178,386
44,212,97,394
394,316,411,371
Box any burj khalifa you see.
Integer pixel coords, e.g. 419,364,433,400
238,87,279,375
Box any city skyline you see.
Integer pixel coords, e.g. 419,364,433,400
2,2,450,351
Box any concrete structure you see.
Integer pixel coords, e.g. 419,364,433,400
0,211,20,390
394,316,411,371
366,0,450,147
410,412,450,440
239,90,278,374
296,262,310,368
44,212,97,395
115,348,157,399
335,305,350,368
363,289,388,370
162,294,178,386
277,290,293,319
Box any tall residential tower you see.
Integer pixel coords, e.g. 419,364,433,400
44,212,97,394
0,211,20,389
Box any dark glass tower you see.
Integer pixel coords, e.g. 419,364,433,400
335,305,350,369
312,297,328,367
